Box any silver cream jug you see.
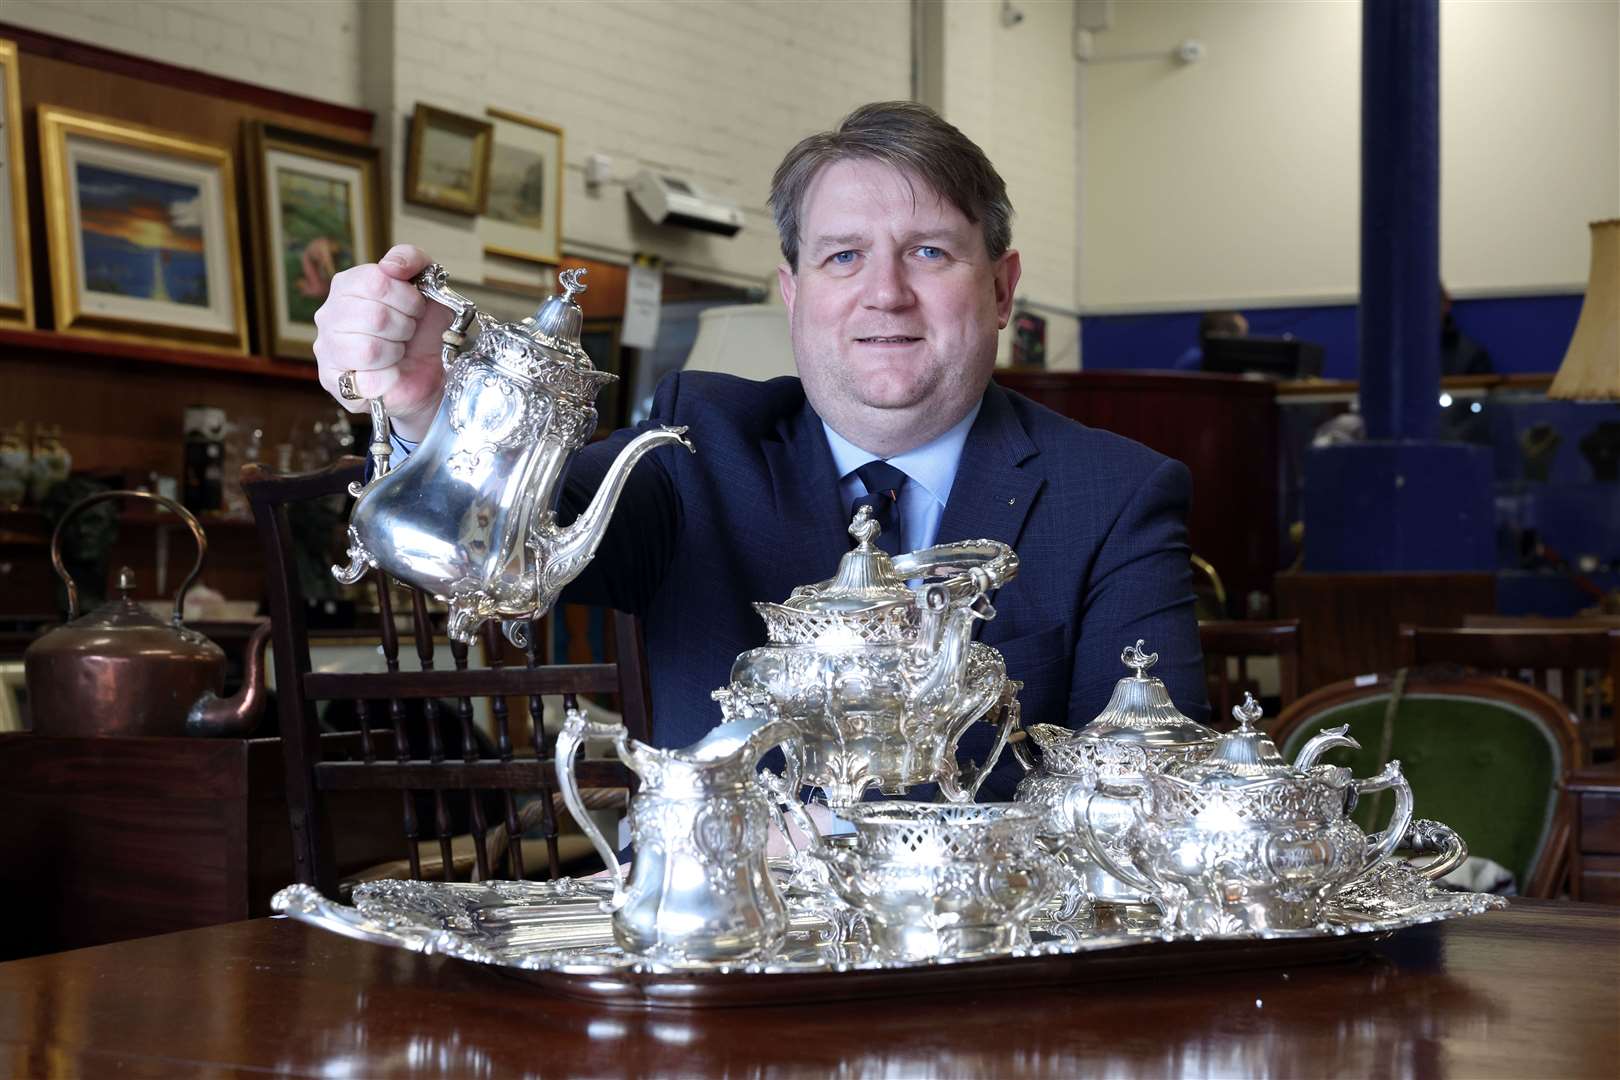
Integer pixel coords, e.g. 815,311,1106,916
555,696,799,962
333,266,692,644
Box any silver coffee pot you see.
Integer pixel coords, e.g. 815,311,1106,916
555,694,800,963
727,507,1020,808
333,265,693,644
1013,641,1218,910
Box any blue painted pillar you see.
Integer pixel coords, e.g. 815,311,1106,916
1303,0,1494,572
1359,0,1440,442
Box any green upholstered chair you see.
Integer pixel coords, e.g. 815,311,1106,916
1272,672,1579,898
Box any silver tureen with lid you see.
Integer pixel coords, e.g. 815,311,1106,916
333,266,693,645
1073,693,1445,934
1014,641,1218,909
726,507,1020,809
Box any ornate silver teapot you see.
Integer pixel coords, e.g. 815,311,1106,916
727,507,1020,808
334,266,693,644
555,693,799,962
1074,694,1420,934
1013,641,1218,910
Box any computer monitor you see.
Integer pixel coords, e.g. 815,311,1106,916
1201,335,1324,379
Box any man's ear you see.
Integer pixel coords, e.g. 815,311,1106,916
994,250,1022,330
777,262,797,318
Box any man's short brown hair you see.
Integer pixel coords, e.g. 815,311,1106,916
769,101,1013,270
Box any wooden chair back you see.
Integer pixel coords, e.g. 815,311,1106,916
243,456,649,899
1199,619,1302,725
1398,623,1619,764
1273,672,1579,898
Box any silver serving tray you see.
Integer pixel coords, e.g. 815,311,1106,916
272,862,1505,1008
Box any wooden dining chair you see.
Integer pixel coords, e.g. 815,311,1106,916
243,456,650,900
1273,672,1579,898
1398,623,1620,765
1199,619,1301,726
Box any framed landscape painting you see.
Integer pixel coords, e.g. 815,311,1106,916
0,39,33,329
37,106,247,352
404,103,491,215
481,107,563,265
246,120,383,360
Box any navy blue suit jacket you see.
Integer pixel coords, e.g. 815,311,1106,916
560,371,1208,799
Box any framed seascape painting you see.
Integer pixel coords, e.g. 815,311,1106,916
246,121,384,361
37,106,247,352
480,107,563,265
0,39,33,329
404,103,492,215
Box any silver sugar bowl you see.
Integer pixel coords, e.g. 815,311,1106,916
1014,641,1218,910
728,507,1020,808
1077,693,1419,935
334,266,693,644
813,802,1058,961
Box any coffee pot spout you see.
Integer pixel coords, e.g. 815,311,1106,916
534,426,694,611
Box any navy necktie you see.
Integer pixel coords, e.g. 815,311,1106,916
851,460,907,555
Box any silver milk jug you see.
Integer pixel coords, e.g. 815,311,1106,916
333,266,692,644
555,698,800,962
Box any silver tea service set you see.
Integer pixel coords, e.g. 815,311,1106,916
317,266,1483,973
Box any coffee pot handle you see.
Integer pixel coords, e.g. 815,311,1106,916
1399,818,1468,882
1068,778,1160,903
555,706,629,909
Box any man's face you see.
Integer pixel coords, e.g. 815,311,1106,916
777,159,1020,452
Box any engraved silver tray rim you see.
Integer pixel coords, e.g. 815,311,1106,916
271,863,1506,1008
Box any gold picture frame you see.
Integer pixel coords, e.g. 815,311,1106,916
481,107,564,265
0,39,34,329
245,120,385,361
403,103,492,216
37,106,248,353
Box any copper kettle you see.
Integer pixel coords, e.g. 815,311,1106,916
23,490,269,737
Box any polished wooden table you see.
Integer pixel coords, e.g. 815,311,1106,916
0,901,1613,1077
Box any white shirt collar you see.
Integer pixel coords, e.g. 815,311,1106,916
821,398,983,509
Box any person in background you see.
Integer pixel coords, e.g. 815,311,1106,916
1174,310,1249,371
310,101,1209,799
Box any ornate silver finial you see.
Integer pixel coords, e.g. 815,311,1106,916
558,267,588,301
1121,639,1158,677
1233,691,1263,731
847,504,881,548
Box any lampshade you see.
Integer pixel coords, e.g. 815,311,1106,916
681,304,795,381
1548,218,1620,400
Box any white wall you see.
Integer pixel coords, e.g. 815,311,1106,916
1,0,365,108
1081,0,1620,312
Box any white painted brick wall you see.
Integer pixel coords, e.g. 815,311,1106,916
2,0,364,107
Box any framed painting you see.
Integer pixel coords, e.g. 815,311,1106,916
480,107,563,265
0,39,34,329
245,120,384,361
37,106,247,353
403,103,492,215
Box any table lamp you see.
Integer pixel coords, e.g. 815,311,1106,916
1548,219,1620,400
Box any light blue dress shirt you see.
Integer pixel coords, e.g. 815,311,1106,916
822,399,982,553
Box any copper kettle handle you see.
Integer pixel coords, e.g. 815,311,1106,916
50,489,208,624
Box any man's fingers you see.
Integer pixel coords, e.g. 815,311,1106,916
377,243,432,280
314,330,403,375
321,362,399,405
323,263,428,320
315,293,420,342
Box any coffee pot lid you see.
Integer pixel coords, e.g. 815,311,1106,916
1174,693,1302,784
1081,641,1218,748
781,506,914,616
520,268,589,361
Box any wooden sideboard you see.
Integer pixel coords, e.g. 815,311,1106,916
995,370,1279,613
0,732,400,960
1570,765,1620,904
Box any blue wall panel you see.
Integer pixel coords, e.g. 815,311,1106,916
1079,294,1582,379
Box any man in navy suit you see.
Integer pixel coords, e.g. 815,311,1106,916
313,101,1206,799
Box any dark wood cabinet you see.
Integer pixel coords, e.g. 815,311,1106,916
1570,766,1620,904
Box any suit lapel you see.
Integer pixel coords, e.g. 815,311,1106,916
763,396,852,585
938,383,1042,550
